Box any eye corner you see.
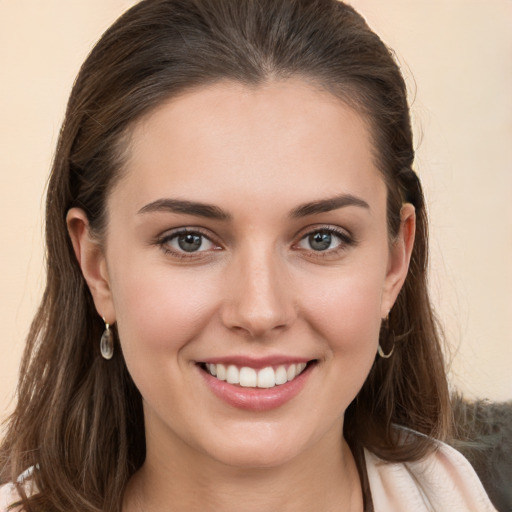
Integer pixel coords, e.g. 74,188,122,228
293,225,357,258
154,227,223,260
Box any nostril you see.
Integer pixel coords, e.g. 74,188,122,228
222,305,296,338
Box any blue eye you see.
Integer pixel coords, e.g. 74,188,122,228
177,233,204,252
297,228,350,252
161,230,217,254
308,231,335,251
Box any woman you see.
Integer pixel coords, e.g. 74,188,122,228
0,0,497,510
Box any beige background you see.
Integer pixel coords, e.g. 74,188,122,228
1,1,511,420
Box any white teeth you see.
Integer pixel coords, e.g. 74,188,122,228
216,363,226,380
275,365,288,385
205,362,309,388
226,365,240,384
287,364,297,381
239,367,257,387
257,367,276,388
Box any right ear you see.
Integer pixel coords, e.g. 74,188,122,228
66,208,115,323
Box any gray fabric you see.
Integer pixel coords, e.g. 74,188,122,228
450,395,512,512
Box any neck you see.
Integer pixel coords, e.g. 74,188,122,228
123,424,363,512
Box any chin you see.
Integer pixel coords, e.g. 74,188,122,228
212,444,299,470
199,423,320,470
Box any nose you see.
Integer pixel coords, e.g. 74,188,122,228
220,243,296,339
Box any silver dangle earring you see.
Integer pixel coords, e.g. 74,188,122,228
100,318,114,360
378,315,395,359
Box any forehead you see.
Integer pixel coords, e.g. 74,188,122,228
113,79,385,214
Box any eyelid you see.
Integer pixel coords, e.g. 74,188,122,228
293,224,356,255
153,224,356,260
155,227,223,258
293,224,354,243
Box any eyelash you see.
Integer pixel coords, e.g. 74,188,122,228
155,226,356,260
156,228,220,260
294,226,356,258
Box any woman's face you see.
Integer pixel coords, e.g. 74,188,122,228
71,80,414,470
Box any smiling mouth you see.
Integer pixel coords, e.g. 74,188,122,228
199,361,315,389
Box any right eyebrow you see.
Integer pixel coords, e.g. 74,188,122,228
137,198,232,221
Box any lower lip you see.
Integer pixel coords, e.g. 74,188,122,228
199,364,314,412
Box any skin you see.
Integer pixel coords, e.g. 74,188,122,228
68,79,415,511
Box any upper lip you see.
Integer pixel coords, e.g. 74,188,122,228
198,356,314,369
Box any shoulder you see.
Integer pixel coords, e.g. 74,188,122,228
0,483,21,512
0,467,38,512
365,438,498,512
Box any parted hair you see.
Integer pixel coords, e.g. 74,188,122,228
0,0,451,510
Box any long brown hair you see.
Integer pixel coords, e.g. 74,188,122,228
0,0,451,510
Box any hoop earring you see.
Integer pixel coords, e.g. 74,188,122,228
377,343,394,359
100,318,114,360
378,315,395,359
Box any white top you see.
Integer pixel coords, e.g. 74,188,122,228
0,442,497,511
365,441,497,511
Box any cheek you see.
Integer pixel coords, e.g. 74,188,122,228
109,263,221,360
298,266,385,353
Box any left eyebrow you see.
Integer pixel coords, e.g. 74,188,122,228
290,194,370,218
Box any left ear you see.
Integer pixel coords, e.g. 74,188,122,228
380,203,416,317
